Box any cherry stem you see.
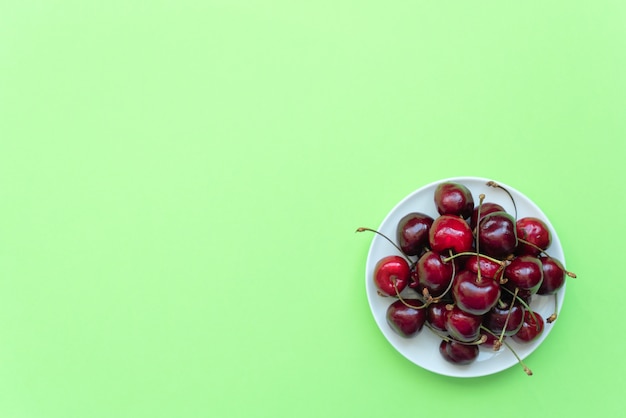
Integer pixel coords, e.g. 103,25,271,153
501,338,533,376
392,278,430,310
443,251,505,266
355,227,412,264
480,326,532,375
500,286,540,331
547,293,558,324
517,238,577,279
475,194,485,282
497,287,518,346
486,180,517,220
480,325,502,351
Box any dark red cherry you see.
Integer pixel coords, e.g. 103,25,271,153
504,255,543,294
516,217,551,256
427,301,449,333
415,251,455,297
512,311,545,343
501,285,533,307
483,303,525,336
386,299,427,337
464,255,504,281
451,270,501,316
470,202,505,230
429,215,474,254
537,256,566,295
373,255,410,297
480,331,504,350
439,339,479,365
396,212,434,256
434,182,475,219
477,211,518,259
445,305,482,342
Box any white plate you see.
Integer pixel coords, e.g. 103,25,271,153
364,177,566,377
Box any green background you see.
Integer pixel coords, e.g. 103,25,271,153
1,1,625,417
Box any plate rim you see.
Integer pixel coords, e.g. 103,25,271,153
364,176,567,378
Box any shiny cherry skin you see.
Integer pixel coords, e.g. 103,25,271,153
396,212,434,256
373,255,410,297
480,331,504,350
434,182,475,219
470,202,505,230
477,211,518,259
451,270,501,316
504,255,543,294
427,301,450,333
483,303,525,336
386,299,427,337
512,311,545,343
415,250,454,297
445,305,482,342
439,339,479,365
537,256,566,295
429,215,474,254
464,255,504,281
516,217,551,256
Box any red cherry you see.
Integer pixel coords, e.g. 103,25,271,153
470,202,505,230
434,182,475,219
439,339,479,365
516,217,551,256
396,212,434,256
483,303,525,337
464,255,504,281
477,211,518,259
373,255,410,297
445,305,482,342
429,215,474,254
386,299,427,337
451,270,501,315
479,331,504,350
415,250,455,297
427,301,450,333
537,256,566,295
512,311,545,343
504,255,544,294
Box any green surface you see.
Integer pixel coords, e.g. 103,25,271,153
1,1,625,417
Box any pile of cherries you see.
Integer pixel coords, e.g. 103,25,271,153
359,181,575,375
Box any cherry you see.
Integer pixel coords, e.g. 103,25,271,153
504,255,543,294
477,211,518,259
427,301,450,333
501,285,533,308
537,256,566,295
429,215,474,254
483,303,525,337
451,270,501,315
479,331,504,350
445,305,482,342
464,255,505,281
434,182,475,219
439,340,479,365
512,311,545,343
516,217,551,256
359,180,576,376
470,202,505,230
386,299,427,337
373,255,410,297
396,212,434,256
414,250,455,297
